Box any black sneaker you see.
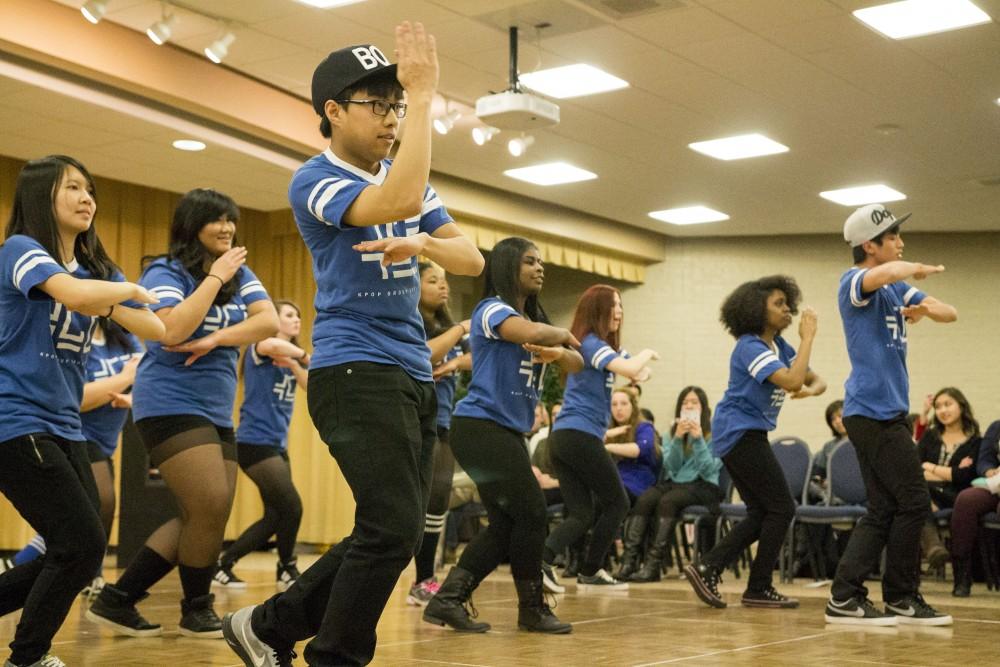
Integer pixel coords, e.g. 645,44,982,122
276,558,300,592
824,596,897,626
4,654,67,667
741,586,799,609
577,568,629,591
179,593,223,639
213,562,247,589
683,563,726,608
223,605,297,667
86,585,162,637
884,594,952,626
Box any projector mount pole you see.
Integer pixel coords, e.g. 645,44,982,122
509,25,521,93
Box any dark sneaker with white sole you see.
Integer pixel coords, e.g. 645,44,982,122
223,605,296,667
684,563,726,608
741,586,799,608
824,596,897,625
884,594,952,626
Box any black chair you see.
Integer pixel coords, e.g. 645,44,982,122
770,437,812,583
677,466,731,570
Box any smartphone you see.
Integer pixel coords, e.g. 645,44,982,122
680,408,701,423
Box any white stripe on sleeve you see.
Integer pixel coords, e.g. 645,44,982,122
240,280,266,297
421,196,444,217
13,250,58,291
591,346,615,369
480,302,510,340
849,269,871,307
150,286,186,302
306,178,338,216
749,353,780,379
250,344,263,366
902,286,919,305
311,180,354,224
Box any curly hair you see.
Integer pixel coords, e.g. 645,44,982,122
719,275,801,338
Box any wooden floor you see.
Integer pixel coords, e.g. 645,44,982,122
4,552,999,666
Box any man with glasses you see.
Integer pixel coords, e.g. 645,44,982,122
223,22,483,667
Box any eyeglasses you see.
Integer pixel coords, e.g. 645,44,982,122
336,99,407,118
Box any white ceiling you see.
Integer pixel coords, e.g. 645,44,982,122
22,0,1000,236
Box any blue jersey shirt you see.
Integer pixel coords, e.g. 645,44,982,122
288,149,452,382
131,258,269,426
434,342,464,430
711,334,797,457
82,333,143,456
839,267,925,420
453,298,545,433
236,343,297,448
0,235,138,442
554,333,627,440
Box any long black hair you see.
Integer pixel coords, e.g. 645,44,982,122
482,237,549,324
418,261,455,338
5,155,120,281
143,188,240,306
719,275,801,338
671,385,712,439
930,387,981,438
98,317,136,353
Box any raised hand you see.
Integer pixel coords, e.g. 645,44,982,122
798,306,817,340
523,343,565,364
109,392,133,409
164,334,219,366
209,247,248,283
353,233,429,267
394,21,438,99
130,284,160,305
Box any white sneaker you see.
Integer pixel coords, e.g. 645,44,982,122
541,562,565,594
222,605,296,667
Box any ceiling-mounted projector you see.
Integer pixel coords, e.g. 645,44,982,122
475,26,560,131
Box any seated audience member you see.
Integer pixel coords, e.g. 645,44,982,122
808,400,850,504
605,388,660,506
528,402,561,460
949,419,1000,596
621,387,722,582
917,387,982,572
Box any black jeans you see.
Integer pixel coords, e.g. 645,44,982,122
632,480,722,520
450,416,548,582
0,433,105,665
251,363,437,667
701,431,795,592
832,414,930,602
545,429,628,575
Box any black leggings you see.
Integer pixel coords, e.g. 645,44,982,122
632,480,721,521
701,431,795,592
414,427,454,582
222,445,303,565
450,416,548,582
544,428,628,575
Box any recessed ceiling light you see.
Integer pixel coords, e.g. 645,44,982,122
688,133,789,161
295,0,367,7
205,32,236,64
648,206,729,225
820,184,906,206
853,0,991,39
519,64,629,99
81,0,108,24
504,162,597,186
173,139,206,152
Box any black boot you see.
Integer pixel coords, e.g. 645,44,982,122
952,556,973,597
631,518,674,583
616,515,647,581
86,584,162,637
423,567,491,632
514,578,572,634
562,547,581,579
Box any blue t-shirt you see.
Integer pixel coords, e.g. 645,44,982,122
434,341,464,430
711,334,797,457
453,298,545,433
236,343,297,448
288,149,452,382
839,267,925,420
131,258,270,427
82,333,143,456
554,333,626,440
616,421,660,497
0,235,138,442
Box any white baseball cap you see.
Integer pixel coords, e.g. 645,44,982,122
843,204,911,247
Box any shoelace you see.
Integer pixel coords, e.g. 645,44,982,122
39,656,67,667
907,594,935,614
274,648,298,667
759,587,785,601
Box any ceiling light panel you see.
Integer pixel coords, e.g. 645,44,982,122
853,0,992,40
648,206,729,225
504,162,597,186
519,64,629,99
688,133,789,161
819,184,907,206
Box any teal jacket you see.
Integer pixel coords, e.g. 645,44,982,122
661,435,722,485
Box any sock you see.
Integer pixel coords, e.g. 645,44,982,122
115,546,174,598
178,563,215,601
13,534,46,566
414,530,441,583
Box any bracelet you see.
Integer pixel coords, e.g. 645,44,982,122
104,304,115,318
206,274,225,287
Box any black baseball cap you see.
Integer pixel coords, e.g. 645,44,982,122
311,44,398,115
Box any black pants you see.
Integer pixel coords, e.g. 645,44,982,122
632,480,721,520
832,414,930,602
251,363,437,667
0,434,105,665
450,416,548,582
701,431,795,592
545,429,628,575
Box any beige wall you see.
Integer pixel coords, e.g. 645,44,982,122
553,232,1000,451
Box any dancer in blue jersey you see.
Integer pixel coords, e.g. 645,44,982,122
423,237,583,635
541,285,658,592
407,262,472,606
825,204,957,626
223,23,483,667
0,155,162,667
88,189,278,640
214,300,308,591
685,275,825,610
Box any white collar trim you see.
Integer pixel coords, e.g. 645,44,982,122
322,148,387,185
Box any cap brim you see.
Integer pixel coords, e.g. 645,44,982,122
893,212,912,227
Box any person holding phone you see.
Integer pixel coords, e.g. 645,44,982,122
623,386,722,582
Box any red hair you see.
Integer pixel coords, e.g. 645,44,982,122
570,284,621,351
